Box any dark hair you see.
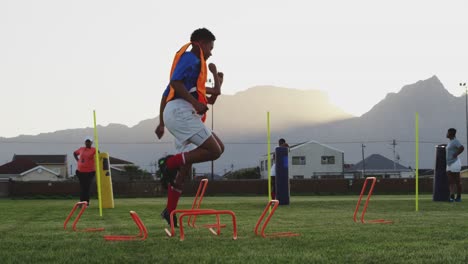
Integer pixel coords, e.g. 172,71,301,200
448,128,457,135
279,138,286,144
190,28,216,42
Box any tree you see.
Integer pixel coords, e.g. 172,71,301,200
124,165,153,181
224,167,261,180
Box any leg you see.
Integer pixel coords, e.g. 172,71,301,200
164,134,223,170
184,135,222,164
174,164,191,189
162,137,194,226
271,176,276,200
169,165,191,212
163,103,222,167
161,133,223,192
162,165,191,226
212,132,225,154
77,171,86,202
83,172,95,205
447,171,456,200
455,172,462,201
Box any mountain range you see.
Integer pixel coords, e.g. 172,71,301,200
1,75,464,174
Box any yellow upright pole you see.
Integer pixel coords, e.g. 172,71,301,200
93,110,103,217
415,112,419,212
267,112,272,205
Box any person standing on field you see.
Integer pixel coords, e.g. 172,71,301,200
73,137,96,206
445,128,464,202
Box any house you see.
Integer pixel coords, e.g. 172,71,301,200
0,158,62,181
348,153,414,178
17,166,61,181
69,155,136,182
259,140,345,179
13,154,68,178
0,158,38,181
109,156,135,171
107,156,137,182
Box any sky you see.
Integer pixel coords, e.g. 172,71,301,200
1,0,467,138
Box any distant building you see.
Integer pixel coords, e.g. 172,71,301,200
0,158,38,181
13,154,68,178
348,153,414,178
17,166,61,181
0,158,63,181
0,154,140,182
107,156,137,182
259,140,345,179
109,156,135,171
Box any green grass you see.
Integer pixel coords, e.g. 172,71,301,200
1,195,468,263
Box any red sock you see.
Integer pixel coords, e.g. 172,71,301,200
166,153,185,169
271,191,276,200
166,185,182,213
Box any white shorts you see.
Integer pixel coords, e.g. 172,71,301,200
447,158,461,172
163,99,212,153
270,163,276,177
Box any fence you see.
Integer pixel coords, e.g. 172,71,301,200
3,177,450,198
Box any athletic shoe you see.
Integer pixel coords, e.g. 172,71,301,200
449,198,455,202
455,197,462,202
158,155,177,189
161,208,178,227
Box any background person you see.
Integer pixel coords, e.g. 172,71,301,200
73,137,96,206
445,128,464,202
271,138,290,199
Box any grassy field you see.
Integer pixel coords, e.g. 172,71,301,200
1,195,468,263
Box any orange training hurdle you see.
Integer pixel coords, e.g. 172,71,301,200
64,202,105,232
254,200,300,238
103,211,148,241
187,179,227,230
187,179,208,227
165,209,237,241
353,177,393,224
163,179,236,241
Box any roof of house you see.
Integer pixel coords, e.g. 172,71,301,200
12,154,67,164
289,140,344,153
20,165,60,176
418,169,434,176
109,156,134,165
0,158,38,174
260,140,344,158
350,154,411,171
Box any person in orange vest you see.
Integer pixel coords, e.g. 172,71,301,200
155,63,224,180
73,137,96,206
157,28,225,226
155,66,223,226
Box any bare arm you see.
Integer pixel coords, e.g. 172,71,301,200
206,63,221,96
207,72,224,105
455,145,465,158
73,152,79,161
155,95,167,139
